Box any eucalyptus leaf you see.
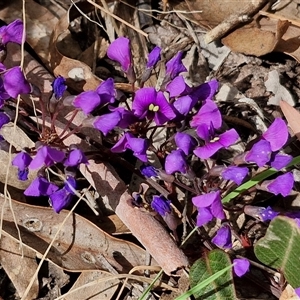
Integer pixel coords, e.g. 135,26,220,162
255,216,300,288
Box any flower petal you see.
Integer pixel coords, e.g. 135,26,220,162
96,78,115,104
12,152,32,170
52,76,66,99
93,111,121,135
153,91,176,125
175,132,197,155
73,90,101,114
146,46,161,68
24,177,59,196
64,149,88,167
196,207,213,226
165,149,187,174
165,51,187,80
166,76,191,98
233,258,250,277
151,195,171,216
4,67,31,98
192,190,221,208
266,172,294,197
132,87,156,119
270,153,292,170
50,188,72,213
245,140,272,167
0,19,23,45
212,225,232,249
221,166,248,185
107,37,131,72
263,118,288,151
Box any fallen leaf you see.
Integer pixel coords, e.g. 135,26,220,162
280,100,300,141
0,235,39,300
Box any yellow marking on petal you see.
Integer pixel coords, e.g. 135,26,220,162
211,137,220,143
148,103,159,112
149,103,155,111
152,105,159,112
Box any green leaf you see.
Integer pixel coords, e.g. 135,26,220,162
254,216,300,288
189,249,236,300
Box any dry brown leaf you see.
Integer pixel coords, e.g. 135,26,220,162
279,100,300,141
49,1,133,93
64,270,119,300
0,0,60,64
1,195,156,272
0,235,39,299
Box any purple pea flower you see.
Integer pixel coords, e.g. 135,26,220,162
3,67,31,98
172,80,219,117
190,100,222,130
92,111,121,136
29,145,65,169
244,205,279,222
12,151,32,181
52,76,66,100
108,106,137,128
0,19,23,45
107,37,135,83
245,140,272,167
0,76,10,107
166,76,192,98
165,149,188,174
269,153,292,170
140,165,157,178
194,124,239,159
233,258,250,277
50,176,76,213
132,87,175,125
192,190,225,226
96,78,115,105
151,195,171,216
221,166,248,185
64,148,88,167
72,90,100,115
211,225,232,249
174,132,197,155
262,118,288,151
165,51,187,81
295,288,300,298
0,112,10,129
111,133,148,162
259,172,294,197
24,176,59,196
146,46,161,68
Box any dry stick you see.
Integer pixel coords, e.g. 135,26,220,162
258,10,300,26
204,0,268,44
86,0,148,37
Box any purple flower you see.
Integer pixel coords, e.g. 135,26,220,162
0,20,23,45
166,76,192,98
12,151,32,181
73,90,100,114
295,287,300,298
3,67,31,98
165,51,187,81
190,100,222,130
262,118,288,151
96,78,115,105
192,190,225,226
29,146,65,169
24,176,59,196
233,258,250,277
109,106,137,128
260,172,294,197
245,140,272,167
221,166,248,185
165,149,188,174
49,176,76,213
173,95,194,116
174,132,197,155
211,225,232,249
107,37,131,72
140,165,157,178
191,79,219,102
244,205,279,222
0,77,10,107
151,195,171,216
194,125,239,159
111,133,148,162
92,111,121,135
269,153,292,170
0,112,10,128
52,76,66,100
132,87,175,125
146,46,161,68
64,149,88,167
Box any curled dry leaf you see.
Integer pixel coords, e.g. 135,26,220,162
0,235,39,299
279,100,300,141
1,195,156,272
49,1,133,93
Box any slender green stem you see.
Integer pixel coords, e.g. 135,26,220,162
222,155,300,203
